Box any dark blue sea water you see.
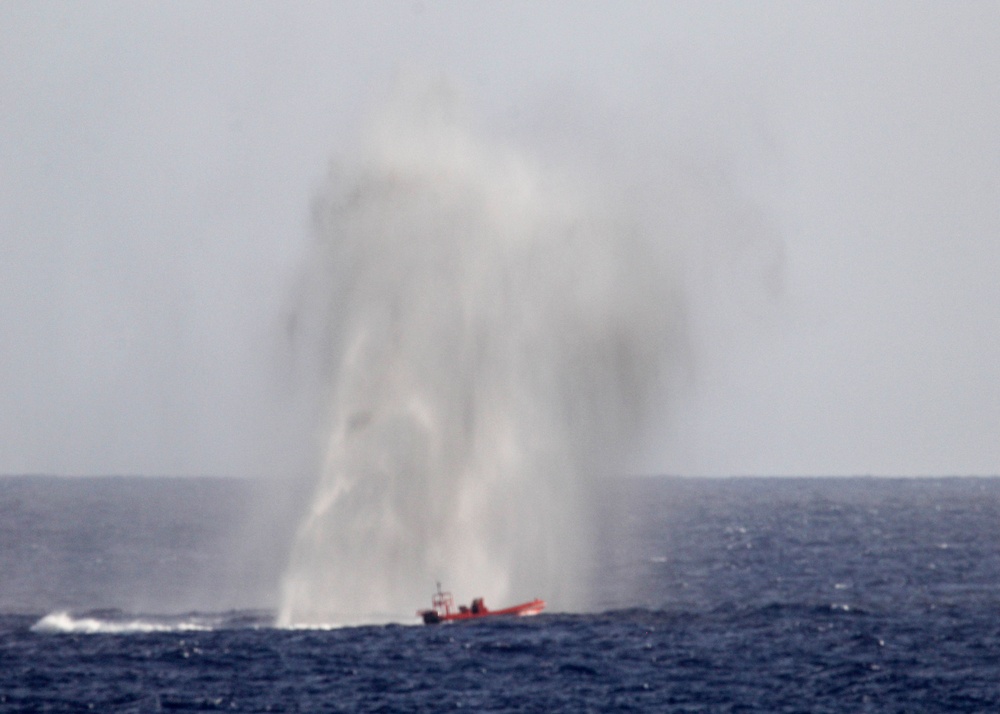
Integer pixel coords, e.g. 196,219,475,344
3,476,1000,712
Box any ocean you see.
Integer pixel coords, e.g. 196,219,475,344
2,475,999,712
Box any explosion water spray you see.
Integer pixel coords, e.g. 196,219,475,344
277,86,680,625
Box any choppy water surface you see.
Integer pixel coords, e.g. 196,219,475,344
2,476,1000,712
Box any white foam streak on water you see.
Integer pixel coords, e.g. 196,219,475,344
277,85,678,626
31,611,214,635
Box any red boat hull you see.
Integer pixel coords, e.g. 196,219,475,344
419,593,545,624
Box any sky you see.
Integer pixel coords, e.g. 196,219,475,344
2,1,998,477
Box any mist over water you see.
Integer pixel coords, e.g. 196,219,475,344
276,86,681,625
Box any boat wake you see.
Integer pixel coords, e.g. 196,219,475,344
31,609,272,635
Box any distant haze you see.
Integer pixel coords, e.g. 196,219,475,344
2,3,999,477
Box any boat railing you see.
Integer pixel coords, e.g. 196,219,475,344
430,582,455,617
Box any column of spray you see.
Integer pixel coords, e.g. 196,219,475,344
277,88,677,626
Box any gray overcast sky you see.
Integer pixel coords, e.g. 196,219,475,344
2,1,998,477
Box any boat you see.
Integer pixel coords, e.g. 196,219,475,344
418,582,546,624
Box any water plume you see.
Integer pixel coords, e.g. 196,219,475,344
277,84,680,625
